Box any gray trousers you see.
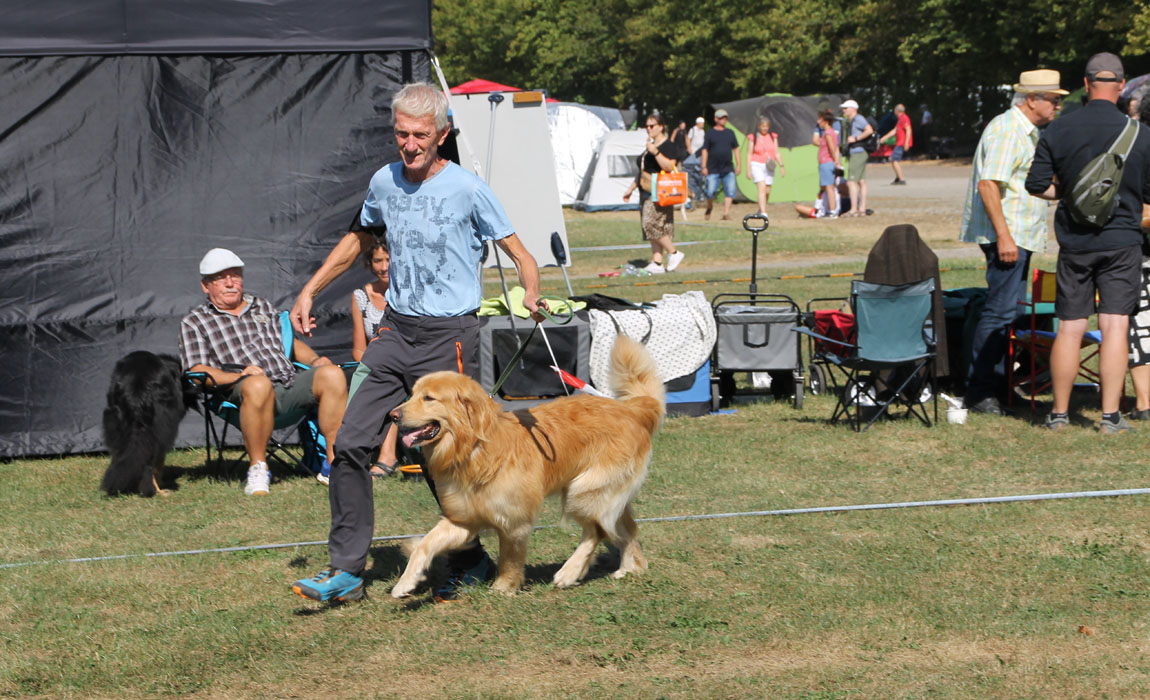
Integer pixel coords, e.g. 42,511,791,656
327,307,480,575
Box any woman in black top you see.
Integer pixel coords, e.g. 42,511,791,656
623,113,686,274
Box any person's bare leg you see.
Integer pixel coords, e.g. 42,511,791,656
311,364,348,463
823,185,838,216
846,180,860,215
723,196,734,219
891,161,904,181
757,182,768,213
649,240,664,266
239,375,275,463
858,179,869,213
1097,313,1131,415
1131,365,1150,411
1050,318,1088,415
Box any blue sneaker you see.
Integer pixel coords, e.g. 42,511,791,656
433,551,494,603
292,567,364,602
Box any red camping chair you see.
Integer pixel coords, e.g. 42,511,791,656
1007,269,1101,414
802,298,857,397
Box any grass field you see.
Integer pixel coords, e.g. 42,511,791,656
4,162,1148,699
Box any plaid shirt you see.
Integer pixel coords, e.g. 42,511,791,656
179,295,296,387
960,106,1049,252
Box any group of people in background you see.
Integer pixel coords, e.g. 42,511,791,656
961,53,1150,434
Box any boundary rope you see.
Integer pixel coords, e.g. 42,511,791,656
2,487,1146,570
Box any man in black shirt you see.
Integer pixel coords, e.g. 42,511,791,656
1026,52,1150,434
701,108,742,221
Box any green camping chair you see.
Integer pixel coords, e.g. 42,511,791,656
185,311,345,480
795,279,938,432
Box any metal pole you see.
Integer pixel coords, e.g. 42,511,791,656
483,92,518,338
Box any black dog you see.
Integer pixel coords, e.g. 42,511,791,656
101,351,198,497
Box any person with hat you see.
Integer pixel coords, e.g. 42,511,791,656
700,108,742,220
179,248,349,495
959,69,1068,417
839,99,874,217
1026,53,1150,433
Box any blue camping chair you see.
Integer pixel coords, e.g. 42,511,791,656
794,279,938,432
185,312,345,479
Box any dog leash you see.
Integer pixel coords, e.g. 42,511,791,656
488,296,574,398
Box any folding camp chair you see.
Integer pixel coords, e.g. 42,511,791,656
801,297,855,397
1007,269,1101,414
794,278,938,432
185,311,345,480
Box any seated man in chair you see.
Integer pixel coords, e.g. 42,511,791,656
180,248,348,496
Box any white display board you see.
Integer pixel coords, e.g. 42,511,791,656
450,91,570,269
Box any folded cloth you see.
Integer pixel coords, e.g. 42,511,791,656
477,286,586,318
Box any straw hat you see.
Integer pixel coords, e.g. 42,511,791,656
1013,69,1068,95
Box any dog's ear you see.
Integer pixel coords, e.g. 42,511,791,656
459,379,495,443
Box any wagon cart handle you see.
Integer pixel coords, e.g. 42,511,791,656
741,213,768,294
742,213,769,234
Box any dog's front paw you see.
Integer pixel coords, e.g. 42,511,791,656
391,579,417,598
552,568,581,589
490,576,521,595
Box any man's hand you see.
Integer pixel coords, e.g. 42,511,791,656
241,365,265,377
290,295,316,336
996,235,1019,265
525,294,547,323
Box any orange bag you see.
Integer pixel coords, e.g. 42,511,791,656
652,167,688,206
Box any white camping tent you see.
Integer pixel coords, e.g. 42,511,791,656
575,129,648,212
547,102,627,205
450,90,570,268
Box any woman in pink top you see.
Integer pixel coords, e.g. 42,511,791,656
812,110,841,218
745,117,786,213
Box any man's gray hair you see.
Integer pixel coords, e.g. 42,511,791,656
393,82,449,130
1011,92,1028,107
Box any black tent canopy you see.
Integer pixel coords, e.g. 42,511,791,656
0,0,433,457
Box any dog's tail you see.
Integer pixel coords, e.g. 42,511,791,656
608,335,665,433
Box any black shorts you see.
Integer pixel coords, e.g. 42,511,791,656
1055,245,1142,320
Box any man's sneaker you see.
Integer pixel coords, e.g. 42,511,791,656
892,178,907,185
244,463,270,496
433,552,494,603
1099,414,1134,435
644,261,666,274
666,250,685,271
292,567,364,602
966,396,1004,416
315,458,331,486
1044,413,1070,431
1129,408,1150,421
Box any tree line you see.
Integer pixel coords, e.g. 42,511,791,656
434,0,1149,146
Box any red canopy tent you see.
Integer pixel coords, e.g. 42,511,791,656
450,78,521,94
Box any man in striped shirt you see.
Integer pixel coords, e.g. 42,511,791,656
180,248,348,496
960,69,1067,415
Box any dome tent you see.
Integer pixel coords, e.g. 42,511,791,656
711,93,846,203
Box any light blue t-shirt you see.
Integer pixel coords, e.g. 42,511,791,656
848,114,869,154
360,161,514,317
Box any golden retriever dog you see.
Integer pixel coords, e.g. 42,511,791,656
390,335,664,597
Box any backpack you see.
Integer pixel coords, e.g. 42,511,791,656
857,115,880,153
1065,118,1140,229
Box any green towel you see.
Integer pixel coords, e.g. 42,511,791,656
476,286,586,318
